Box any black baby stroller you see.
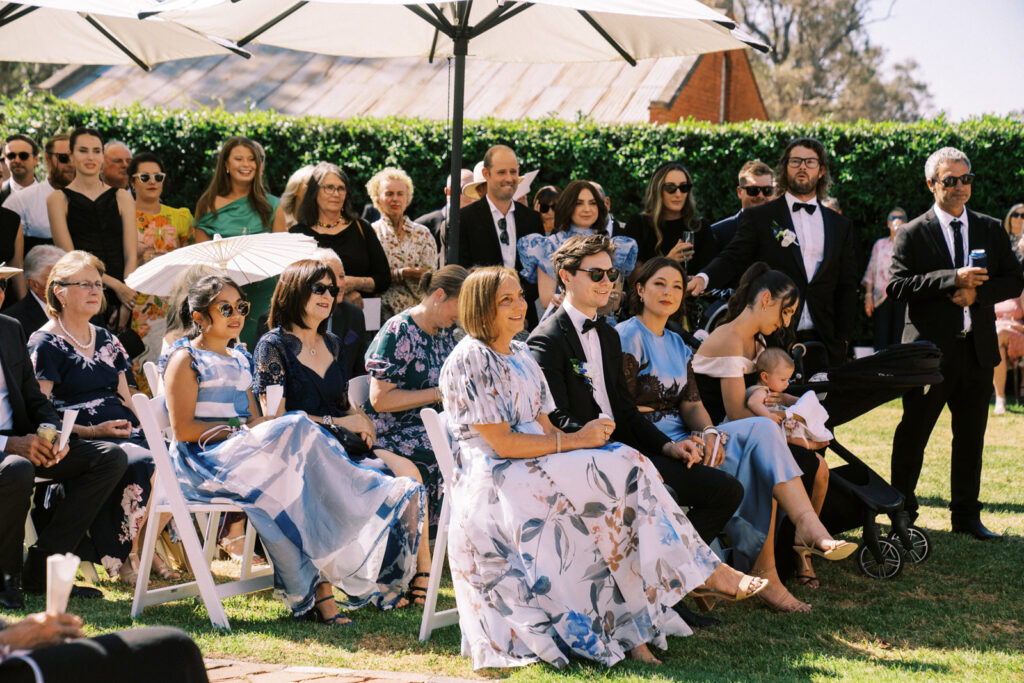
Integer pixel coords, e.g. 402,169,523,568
787,341,944,579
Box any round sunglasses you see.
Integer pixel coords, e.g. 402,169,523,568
213,301,251,318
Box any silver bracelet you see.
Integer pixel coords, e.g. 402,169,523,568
323,414,335,427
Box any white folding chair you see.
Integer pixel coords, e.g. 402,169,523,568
130,393,272,629
142,360,163,396
417,407,460,642
347,374,370,409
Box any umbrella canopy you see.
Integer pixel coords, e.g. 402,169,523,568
0,0,248,70
126,232,318,296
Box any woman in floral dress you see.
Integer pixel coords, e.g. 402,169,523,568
439,266,766,669
128,152,193,390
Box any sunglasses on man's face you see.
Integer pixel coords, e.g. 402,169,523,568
740,185,773,197
133,172,166,183
54,153,71,164
5,152,32,161
662,182,693,195
575,267,620,283
1011,212,1024,220
310,282,340,298
888,214,906,222
214,301,251,318
934,173,975,188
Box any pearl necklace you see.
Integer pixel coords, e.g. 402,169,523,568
58,317,95,349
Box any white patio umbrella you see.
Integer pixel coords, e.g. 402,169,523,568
126,232,318,296
158,0,770,261
0,0,248,70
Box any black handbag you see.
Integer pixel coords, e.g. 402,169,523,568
320,421,373,457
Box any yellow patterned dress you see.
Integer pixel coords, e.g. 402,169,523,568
130,205,193,391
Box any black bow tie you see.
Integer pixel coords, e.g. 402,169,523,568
581,317,604,334
792,202,817,214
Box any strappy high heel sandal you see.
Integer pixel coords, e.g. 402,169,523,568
690,573,768,605
298,595,355,627
792,510,858,561
406,572,430,607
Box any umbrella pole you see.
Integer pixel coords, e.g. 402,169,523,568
445,35,467,267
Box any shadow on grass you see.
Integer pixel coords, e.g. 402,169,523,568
917,494,1024,516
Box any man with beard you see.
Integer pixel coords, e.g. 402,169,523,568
2,134,75,252
1,135,40,203
688,138,858,367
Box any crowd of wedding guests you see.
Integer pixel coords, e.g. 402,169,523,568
0,126,1021,673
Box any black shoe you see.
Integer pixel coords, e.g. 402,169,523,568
70,585,103,599
951,519,1001,541
20,546,104,598
674,601,721,628
0,574,24,609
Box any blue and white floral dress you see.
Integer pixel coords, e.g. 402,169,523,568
167,339,425,616
439,337,718,669
517,226,639,286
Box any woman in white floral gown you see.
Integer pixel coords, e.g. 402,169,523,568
439,267,766,669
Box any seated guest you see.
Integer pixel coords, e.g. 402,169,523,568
159,265,219,362
290,162,390,308
0,269,126,606
253,259,432,606
6,244,64,334
28,251,175,585
617,257,854,612
368,167,437,319
271,164,314,232
164,275,424,624
0,615,208,682
518,180,638,315
414,168,476,261
532,184,560,234
710,160,775,252
364,265,467,529
440,266,766,669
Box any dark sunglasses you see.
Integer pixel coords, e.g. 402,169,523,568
538,202,556,213
663,182,693,195
740,185,773,197
54,153,71,164
214,301,251,318
133,172,166,183
498,217,509,245
888,214,906,222
575,267,620,283
5,152,31,161
1010,212,1024,219
935,173,975,188
310,282,340,297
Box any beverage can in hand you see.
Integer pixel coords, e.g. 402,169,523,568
969,249,987,268
37,423,58,446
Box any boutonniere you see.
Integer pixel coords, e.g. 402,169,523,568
570,358,595,393
771,220,799,248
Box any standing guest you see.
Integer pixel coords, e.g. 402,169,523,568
193,136,280,348
992,203,1024,415
622,161,718,273
271,164,315,232
2,134,40,201
689,137,859,369
368,167,437,319
101,141,132,190
862,207,908,350
364,265,467,529
6,244,64,334
47,127,138,334
164,275,425,624
888,147,1023,540
710,160,775,252
414,168,476,260
440,266,765,669
455,145,543,327
127,152,194,386
3,133,74,253
532,184,560,234
820,197,841,214
1003,202,1024,264
290,162,390,308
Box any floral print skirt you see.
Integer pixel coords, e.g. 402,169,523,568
448,425,719,669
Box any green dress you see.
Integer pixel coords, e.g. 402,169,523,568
195,195,280,348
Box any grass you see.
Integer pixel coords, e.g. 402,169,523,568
4,401,1023,681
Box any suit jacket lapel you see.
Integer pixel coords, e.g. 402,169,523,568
811,206,836,283
773,201,807,284
555,308,587,364
920,209,951,268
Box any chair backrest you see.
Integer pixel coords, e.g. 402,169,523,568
131,393,187,509
348,374,370,409
420,407,455,484
143,361,163,396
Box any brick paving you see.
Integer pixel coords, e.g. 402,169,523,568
204,658,477,683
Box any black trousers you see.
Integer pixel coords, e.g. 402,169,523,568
872,297,906,350
891,334,992,522
646,454,744,545
0,626,209,683
0,455,35,576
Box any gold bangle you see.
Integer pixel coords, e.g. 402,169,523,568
555,431,562,454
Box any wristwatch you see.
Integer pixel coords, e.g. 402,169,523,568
323,414,335,427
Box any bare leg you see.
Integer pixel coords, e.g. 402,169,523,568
628,643,662,665
313,581,352,625
800,454,829,586
373,449,432,606
751,500,811,612
993,336,1008,413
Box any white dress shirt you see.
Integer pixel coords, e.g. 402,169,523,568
933,203,972,332
486,195,517,269
563,301,615,418
1,178,55,238
785,192,825,331
0,357,14,452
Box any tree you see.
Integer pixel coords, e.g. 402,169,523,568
0,63,63,99
726,0,931,122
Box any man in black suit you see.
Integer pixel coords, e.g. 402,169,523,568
710,159,775,253
6,245,64,335
455,145,544,327
415,168,475,264
528,234,743,545
887,147,1023,541
689,138,858,368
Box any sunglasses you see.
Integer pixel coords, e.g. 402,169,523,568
310,282,340,297
663,182,693,195
5,152,32,161
213,301,251,318
538,202,556,213
935,173,975,188
741,185,773,197
888,214,906,222
575,267,620,283
133,172,166,183
1011,212,1024,219
498,217,509,245
54,152,71,164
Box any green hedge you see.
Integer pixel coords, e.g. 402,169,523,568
4,92,1023,342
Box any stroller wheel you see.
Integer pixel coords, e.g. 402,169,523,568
858,539,903,579
887,525,931,564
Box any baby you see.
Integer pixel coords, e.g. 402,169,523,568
746,347,795,421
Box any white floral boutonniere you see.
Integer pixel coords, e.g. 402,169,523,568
772,220,799,248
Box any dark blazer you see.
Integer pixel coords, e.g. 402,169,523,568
414,206,447,254
256,299,368,380
6,294,47,335
887,207,1023,367
710,211,742,251
0,314,60,436
702,197,858,364
527,305,670,458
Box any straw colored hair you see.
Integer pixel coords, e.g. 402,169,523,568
459,266,518,343
46,250,107,317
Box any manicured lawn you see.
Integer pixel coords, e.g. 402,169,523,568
4,401,1022,681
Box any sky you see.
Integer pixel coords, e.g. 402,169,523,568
865,0,1024,120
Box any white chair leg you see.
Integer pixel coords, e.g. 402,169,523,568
132,488,164,618
203,511,222,564
419,493,451,642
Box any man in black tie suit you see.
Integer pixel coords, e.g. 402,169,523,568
887,147,1022,541
689,138,858,367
